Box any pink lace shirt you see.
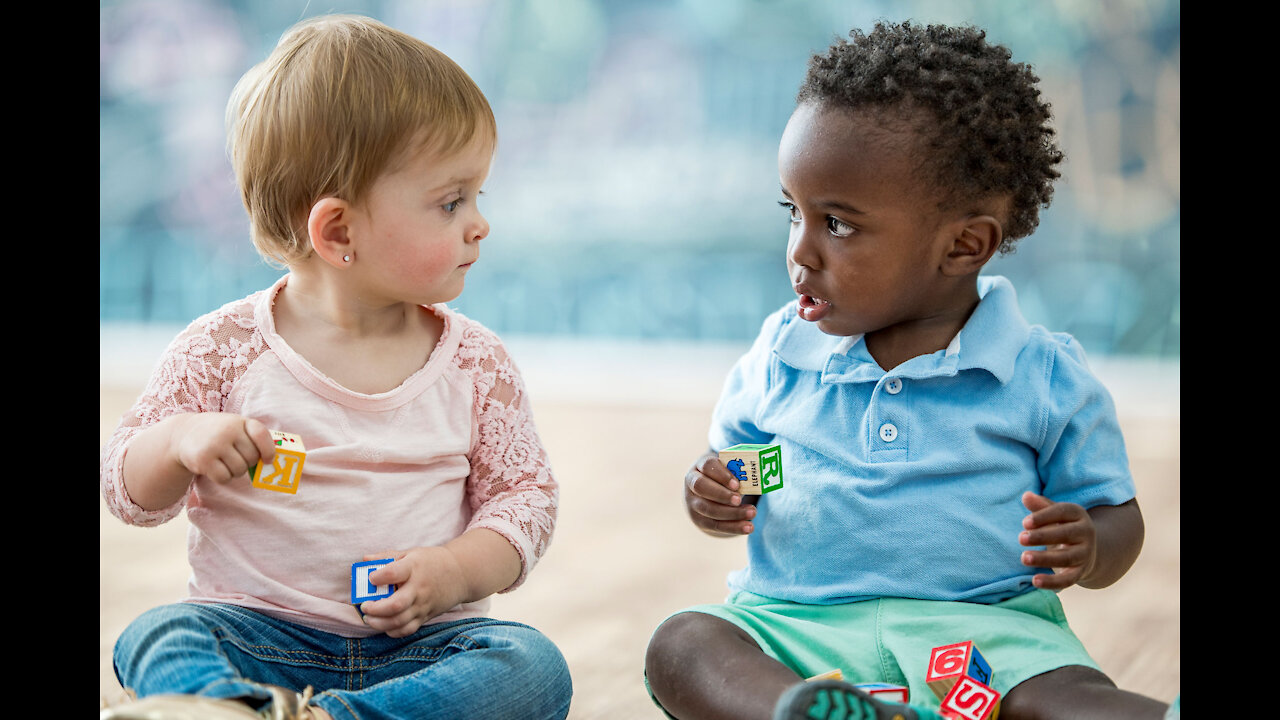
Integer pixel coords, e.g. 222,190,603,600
100,275,558,637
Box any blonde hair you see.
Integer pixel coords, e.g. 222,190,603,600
226,14,497,266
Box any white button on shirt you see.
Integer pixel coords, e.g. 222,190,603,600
879,423,898,442
885,378,903,394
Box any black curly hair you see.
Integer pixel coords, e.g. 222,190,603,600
796,21,1063,251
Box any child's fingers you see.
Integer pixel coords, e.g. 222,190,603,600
687,493,755,523
185,416,273,483
360,584,431,638
1021,495,1085,530
685,469,756,532
360,601,421,636
695,516,755,536
244,418,276,464
685,468,741,505
685,482,755,535
201,446,250,484
360,589,408,618
228,433,267,478
1020,495,1053,529
178,439,230,482
1020,523,1090,550
685,453,755,535
217,454,250,483
693,455,738,491
369,613,425,638
381,619,423,638
367,557,410,587
1030,567,1083,590
686,480,755,534
201,457,236,484
1021,544,1088,571
1020,491,1053,516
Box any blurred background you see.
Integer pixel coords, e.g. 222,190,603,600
101,2,1179,716
100,0,1179,358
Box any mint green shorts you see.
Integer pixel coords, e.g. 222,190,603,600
651,589,1098,712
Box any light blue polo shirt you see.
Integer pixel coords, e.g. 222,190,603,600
709,275,1135,605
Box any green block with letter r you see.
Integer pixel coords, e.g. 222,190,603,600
718,442,783,495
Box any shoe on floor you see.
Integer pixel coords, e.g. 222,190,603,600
101,685,320,720
773,679,939,720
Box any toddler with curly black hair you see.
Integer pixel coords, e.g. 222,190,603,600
644,21,1172,720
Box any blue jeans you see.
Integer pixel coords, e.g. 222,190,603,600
113,603,572,720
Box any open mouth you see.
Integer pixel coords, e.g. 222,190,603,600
795,288,832,322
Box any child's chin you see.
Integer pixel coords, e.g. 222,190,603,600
814,322,854,337
810,316,859,338
432,281,466,304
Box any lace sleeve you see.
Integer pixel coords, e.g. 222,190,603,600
100,298,267,526
457,322,559,592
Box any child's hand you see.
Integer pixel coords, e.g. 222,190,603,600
1018,491,1097,590
122,412,277,511
684,451,757,536
358,548,469,638
171,413,277,484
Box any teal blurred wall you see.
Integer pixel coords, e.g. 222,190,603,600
100,0,1179,358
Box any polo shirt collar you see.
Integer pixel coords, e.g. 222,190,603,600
951,275,1032,383
772,275,1030,384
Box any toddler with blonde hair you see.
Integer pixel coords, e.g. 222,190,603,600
101,14,571,720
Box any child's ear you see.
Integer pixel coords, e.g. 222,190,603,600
306,196,355,268
942,214,1002,276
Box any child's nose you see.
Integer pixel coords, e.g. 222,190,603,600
787,223,821,270
470,213,489,242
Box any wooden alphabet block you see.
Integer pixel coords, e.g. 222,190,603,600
853,682,909,705
250,430,307,494
939,675,1001,720
350,559,396,604
718,443,783,494
926,641,994,700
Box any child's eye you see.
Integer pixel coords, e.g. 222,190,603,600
827,216,855,237
777,201,799,223
444,190,483,214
